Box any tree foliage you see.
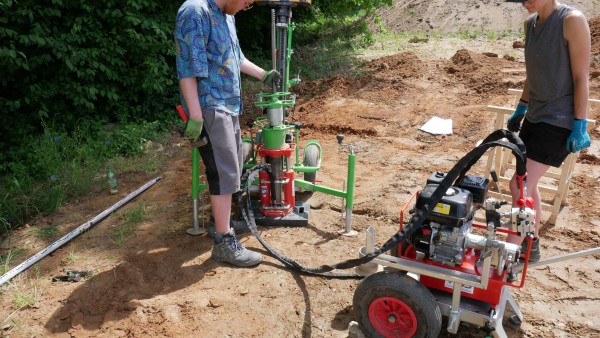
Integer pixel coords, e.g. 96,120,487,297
312,0,392,16
0,0,391,168
236,0,392,60
0,0,181,167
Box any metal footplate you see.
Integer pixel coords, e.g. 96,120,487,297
251,199,310,226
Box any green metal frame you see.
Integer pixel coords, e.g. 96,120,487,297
247,3,356,215
192,148,208,198
294,152,356,211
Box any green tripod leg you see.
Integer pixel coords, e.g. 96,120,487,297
187,147,208,235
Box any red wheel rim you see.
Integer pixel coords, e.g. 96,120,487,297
368,296,417,338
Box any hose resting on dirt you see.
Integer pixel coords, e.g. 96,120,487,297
239,129,527,278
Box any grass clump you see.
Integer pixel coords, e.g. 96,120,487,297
11,287,38,309
32,225,60,240
111,202,148,246
0,119,168,238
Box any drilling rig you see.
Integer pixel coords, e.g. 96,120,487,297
246,0,358,234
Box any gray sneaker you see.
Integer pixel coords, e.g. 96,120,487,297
212,229,262,267
521,237,541,263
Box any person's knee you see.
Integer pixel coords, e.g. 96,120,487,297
508,176,519,195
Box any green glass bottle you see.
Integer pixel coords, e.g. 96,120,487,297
107,166,118,194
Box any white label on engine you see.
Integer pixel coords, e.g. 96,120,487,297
434,203,451,215
444,281,475,294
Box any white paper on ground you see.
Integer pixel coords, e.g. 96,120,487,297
419,116,453,135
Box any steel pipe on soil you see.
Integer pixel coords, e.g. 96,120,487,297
514,246,600,272
0,176,162,286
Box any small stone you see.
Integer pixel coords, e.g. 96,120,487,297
348,321,366,338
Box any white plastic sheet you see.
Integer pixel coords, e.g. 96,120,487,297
419,116,453,135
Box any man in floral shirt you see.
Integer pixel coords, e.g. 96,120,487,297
174,0,279,267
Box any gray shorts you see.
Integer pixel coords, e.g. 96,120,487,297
198,109,242,195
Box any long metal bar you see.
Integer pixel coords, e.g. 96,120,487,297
514,246,600,272
271,9,277,93
0,176,162,286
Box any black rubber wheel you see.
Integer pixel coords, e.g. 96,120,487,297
242,141,253,165
302,144,319,183
353,272,442,338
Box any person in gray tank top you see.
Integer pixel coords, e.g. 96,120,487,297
504,0,591,262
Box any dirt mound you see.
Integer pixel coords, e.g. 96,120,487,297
372,0,600,34
591,15,600,57
445,49,523,94
363,51,426,77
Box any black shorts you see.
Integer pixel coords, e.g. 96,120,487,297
519,119,570,167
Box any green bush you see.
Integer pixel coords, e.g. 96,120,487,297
0,0,392,236
0,120,162,234
0,0,181,166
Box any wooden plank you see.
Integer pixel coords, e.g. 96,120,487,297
501,68,526,73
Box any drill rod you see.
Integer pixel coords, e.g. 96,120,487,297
0,176,161,286
514,246,600,272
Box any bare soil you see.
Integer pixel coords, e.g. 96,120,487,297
2,3,600,338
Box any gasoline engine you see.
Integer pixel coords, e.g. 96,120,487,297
404,172,535,275
354,164,538,338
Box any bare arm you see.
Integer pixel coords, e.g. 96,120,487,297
240,59,266,80
564,11,591,120
521,78,529,103
179,77,203,121
520,19,529,103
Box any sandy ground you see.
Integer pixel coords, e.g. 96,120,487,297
2,2,600,338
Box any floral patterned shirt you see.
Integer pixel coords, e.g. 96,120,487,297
174,0,245,116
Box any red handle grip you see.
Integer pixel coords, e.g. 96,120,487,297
175,105,188,123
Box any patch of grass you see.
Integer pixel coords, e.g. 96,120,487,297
122,202,147,225
457,28,485,40
111,202,147,246
351,27,526,62
67,244,79,264
1,252,13,276
32,224,59,240
0,120,170,237
11,285,38,309
0,248,26,276
289,14,379,81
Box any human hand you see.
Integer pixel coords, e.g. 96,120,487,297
261,70,281,85
184,119,203,142
507,102,527,132
566,119,591,153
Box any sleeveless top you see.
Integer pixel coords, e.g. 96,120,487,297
524,4,575,130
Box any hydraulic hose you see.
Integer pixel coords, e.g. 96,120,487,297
240,130,527,278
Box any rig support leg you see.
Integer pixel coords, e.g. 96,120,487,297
491,286,522,338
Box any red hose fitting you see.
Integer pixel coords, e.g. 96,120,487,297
516,174,527,201
525,197,535,209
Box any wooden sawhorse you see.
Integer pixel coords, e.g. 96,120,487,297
485,89,598,224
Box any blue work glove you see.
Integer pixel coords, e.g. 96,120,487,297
261,70,281,85
566,118,591,153
184,119,203,142
507,102,527,132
